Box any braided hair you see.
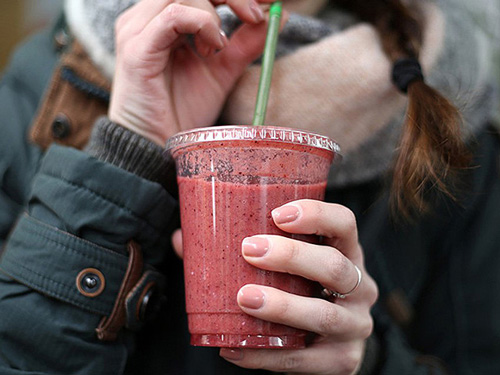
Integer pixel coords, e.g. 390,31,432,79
337,0,471,218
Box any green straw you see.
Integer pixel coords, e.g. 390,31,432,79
252,1,282,126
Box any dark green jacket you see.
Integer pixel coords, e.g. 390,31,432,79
1,22,500,375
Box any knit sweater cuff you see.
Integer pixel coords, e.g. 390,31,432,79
85,117,168,185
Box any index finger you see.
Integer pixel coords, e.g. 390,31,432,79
271,200,360,260
116,0,221,43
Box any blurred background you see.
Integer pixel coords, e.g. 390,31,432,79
0,0,63,72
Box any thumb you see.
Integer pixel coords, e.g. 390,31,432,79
171,228,184,259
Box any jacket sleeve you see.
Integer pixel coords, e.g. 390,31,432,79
0,22,182,374
0,144,179,375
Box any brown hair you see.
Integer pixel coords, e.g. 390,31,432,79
336,0,471,218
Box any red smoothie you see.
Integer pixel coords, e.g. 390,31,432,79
167,126,339,348
179,177,326,348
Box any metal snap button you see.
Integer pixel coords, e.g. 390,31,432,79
54,29,71,51
76,268,105,298
51,113,72,139
137,282,160,322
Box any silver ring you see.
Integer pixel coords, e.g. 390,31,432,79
321,264,362,300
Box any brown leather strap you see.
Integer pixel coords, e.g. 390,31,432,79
96,240,143,341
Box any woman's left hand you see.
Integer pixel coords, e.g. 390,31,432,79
220,199,379,375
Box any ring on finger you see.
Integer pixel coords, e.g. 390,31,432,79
321,264,362,300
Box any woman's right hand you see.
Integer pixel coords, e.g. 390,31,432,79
109,0,277,146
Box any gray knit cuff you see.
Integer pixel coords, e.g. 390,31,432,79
85,117,169,185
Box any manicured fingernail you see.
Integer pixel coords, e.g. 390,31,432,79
249,1,264,22
272,205,299,224
220,348,243,361
238,286,265,309
218,29,228,48
242,237,269,257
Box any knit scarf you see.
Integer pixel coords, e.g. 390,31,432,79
65,0,500,187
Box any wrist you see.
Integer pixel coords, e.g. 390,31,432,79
108,106,167,147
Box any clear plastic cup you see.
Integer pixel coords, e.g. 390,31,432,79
166,125,340,349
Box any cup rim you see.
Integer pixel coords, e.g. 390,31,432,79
164,125,341,156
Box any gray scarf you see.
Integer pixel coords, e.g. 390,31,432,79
65,0,500,187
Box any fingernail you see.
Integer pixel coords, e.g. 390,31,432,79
220,348,243,361
242,237,269,257
218,29,228,48
238,286,265,309
249,1,264,22
272,205,300,224
197,44,211,58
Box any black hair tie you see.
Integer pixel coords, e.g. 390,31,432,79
392,58,424,93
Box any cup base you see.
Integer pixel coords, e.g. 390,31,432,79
190,333,306,349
